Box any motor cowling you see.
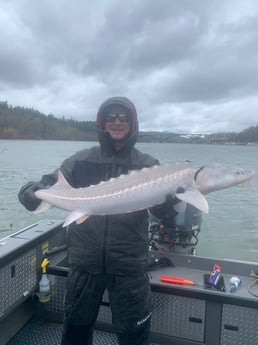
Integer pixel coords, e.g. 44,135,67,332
149,204,202,255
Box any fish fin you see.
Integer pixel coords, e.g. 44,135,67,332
57,170,73,188
76,215,90,224
176,189,209,214
48,170,72,190
62,210,90,227
36,170,72,195
34,201,52,214
173,201,187,213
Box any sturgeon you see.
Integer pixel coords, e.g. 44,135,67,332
34,163,255,227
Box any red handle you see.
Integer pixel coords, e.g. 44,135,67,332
160,275,194,285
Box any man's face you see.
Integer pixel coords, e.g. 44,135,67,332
104,105,131,143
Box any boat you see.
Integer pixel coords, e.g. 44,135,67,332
1,207,258,345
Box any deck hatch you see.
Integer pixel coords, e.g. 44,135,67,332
221,304,258,344
150,292,205,341
0,249,37,318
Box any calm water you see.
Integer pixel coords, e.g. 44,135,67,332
1,139,258,262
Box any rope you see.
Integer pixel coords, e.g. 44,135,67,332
248,271,258,297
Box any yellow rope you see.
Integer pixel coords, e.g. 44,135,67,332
248,271,258,297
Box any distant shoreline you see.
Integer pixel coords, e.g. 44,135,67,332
1,101,257,145
0,137,257,146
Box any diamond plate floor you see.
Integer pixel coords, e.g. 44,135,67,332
8,318,118,345
8,318,159,345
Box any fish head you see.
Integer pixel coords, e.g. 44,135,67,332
195,164,256,194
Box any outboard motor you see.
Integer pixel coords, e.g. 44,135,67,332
149,204,202,255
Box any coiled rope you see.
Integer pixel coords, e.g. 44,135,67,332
248,271,258,297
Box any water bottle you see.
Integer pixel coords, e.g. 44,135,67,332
230,276,241,292
39,258,51,302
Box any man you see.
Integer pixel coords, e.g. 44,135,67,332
18,97,176,345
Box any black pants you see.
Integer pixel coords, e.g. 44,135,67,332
61,270,152,345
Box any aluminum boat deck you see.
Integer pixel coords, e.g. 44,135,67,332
1,220,258,345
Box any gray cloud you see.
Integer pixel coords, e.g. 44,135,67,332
0,0,258,133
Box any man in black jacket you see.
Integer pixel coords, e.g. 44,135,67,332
18,97,176,345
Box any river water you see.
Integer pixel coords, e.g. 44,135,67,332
0,139,257,262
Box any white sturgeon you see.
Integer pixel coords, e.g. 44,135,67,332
34,163,255,227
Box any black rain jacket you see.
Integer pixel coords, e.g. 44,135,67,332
41,97,160,275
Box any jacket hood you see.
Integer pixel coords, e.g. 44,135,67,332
96,96,139,154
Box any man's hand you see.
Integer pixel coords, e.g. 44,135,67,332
174,187,186,213
18,181,46,211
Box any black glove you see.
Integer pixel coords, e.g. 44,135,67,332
150,188,186,227
150,194,176,224
18,181,46,211
173,187,186,213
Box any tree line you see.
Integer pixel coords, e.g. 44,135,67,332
0,100,257,144
0,101,97,141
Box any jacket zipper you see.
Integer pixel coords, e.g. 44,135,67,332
102,216,109,274
102,161,118,273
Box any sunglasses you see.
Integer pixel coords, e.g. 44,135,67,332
105,113,129,123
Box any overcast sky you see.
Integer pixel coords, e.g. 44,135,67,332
1,0,258,134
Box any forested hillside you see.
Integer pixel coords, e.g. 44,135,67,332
0,101,258,144
0,101,97,141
